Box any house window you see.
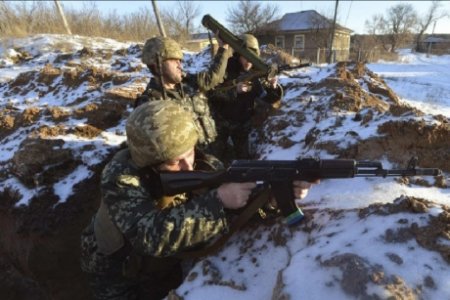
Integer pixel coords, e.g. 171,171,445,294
294,35,305,49
275,36,285,48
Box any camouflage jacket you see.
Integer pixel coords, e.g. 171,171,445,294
135,47,231,147
80,148,229,276
208,54,283,124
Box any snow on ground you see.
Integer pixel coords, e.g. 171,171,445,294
0,35,449,299
368,49,450,116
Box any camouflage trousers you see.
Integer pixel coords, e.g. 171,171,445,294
209,119,252,164
81,221,183,300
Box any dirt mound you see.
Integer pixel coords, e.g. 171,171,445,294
11,138,77,188
357,119,450,170
312,62,400,113
0,39,448,300
267,62,450,173
359,196,450,264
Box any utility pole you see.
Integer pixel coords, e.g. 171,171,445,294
152,0,166,37
54,0,72,35
427,21,437,57
328,0,339,64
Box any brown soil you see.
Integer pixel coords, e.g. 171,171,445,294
74,100,128,130
1,48,448,300
359,196,450,264
11,138,76,188
356,120,450,170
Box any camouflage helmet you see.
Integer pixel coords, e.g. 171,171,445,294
142,36,183,66
126,100,198,168
240,34,260,56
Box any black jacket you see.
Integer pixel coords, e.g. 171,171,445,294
208,54,283,123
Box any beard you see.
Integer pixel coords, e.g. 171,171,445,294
162,66,183,85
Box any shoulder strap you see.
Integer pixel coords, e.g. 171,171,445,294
134,87,165,109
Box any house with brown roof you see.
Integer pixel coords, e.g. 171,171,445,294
255,10,353,63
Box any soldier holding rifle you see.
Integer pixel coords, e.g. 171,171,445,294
80,101,313,299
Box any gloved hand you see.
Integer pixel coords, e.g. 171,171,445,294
217,182,256,209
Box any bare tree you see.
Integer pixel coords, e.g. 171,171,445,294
365,14,391,51
365,3,417,52
415,0,448,51
226,0,279,34
163,1,201,42
386,3,417,52
122,7,159,41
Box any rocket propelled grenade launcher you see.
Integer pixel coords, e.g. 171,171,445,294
160,157,442,226
202,14,269,73
202,14,310,84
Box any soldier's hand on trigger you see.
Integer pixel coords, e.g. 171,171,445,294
217,182,256,209
293,179,320,200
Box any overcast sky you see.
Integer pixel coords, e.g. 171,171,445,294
62,1,450,35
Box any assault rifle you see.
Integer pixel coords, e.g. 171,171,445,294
160,158,441,226
215,62,311,93
202,14,308,89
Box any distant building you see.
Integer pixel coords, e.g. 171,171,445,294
255,10,353,63
185,33,217,52
419,35,450,54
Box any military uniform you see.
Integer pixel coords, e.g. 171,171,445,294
81,102,229,300
208,54,283,160
135,37,231,148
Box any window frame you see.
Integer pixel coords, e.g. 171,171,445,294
275,35,285,48
293,34,305,50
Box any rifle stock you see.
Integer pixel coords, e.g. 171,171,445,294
160,158,442,226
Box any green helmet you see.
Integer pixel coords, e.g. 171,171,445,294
240,34,260,56
126,101,198,168
141,37,183,66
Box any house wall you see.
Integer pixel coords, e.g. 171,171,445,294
185,39,217,52
418,41,450,54
257,29,351,63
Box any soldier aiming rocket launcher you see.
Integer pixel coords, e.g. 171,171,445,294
160,157,442,226
202,14,310,91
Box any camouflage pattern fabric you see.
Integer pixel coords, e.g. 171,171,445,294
80,149,229,299
126,101,199,168
142,37,183,66
208,54,283,161
209,118,252,162
136,46,231,148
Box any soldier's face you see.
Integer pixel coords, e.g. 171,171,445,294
162,59,183,85
239,56,252,71
158,147,195,171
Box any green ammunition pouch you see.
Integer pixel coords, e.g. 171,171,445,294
94,201,125,255
189,92,217,145
94,201,181,280
136,87,217,147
